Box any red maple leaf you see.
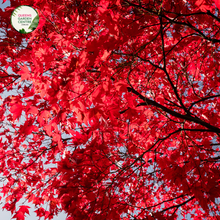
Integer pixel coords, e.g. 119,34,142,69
214,0,220,10
12,206,30,220
10,103,23,120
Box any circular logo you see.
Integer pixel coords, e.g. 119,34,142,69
11,5,39,34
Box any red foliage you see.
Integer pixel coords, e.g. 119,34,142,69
0,0,220,219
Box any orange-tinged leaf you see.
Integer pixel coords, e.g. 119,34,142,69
27,106,38,115
44,123,52,136
38,110,52,126
19,64,30,81
101,50,111,61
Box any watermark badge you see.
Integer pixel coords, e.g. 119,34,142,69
11,5,39,34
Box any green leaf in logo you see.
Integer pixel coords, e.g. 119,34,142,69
19,28,27,34
28,15,39,31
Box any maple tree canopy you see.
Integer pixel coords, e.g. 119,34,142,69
0,0,220,219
